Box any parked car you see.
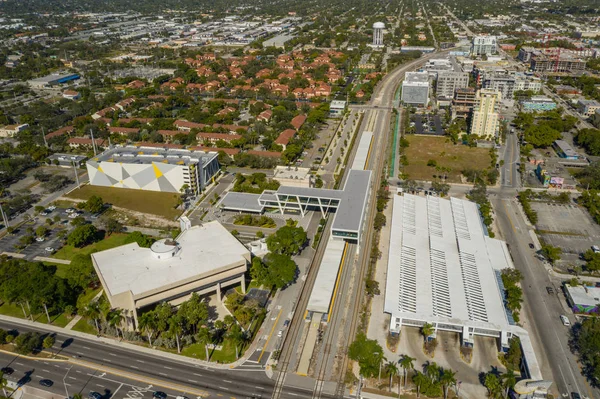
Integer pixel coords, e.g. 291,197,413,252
35,237,45,242
571,393,581,399
153,392,167,399
283,319,290,328
65,208,76,214
529,243,535,249
88,392,102,399
546,286,554,295
277,330,283,338
560,315,571,326
44,247,54,253
48,206,56,211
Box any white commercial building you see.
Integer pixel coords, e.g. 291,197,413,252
401,72,430,107
471,35,498,56
87,144,220,195
92,221,251,330
372,22,385,47
436,72,470,99
384,193,544,379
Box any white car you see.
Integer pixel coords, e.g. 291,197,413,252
44,247,54,253
48,206,56,211
560,315,571,326
35,237,45,242
65,208,76,214
68,213,79,219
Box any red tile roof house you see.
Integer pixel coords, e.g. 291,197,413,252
290,114,307,131
108,126,140,136
274,129,296,151
92,107,117,120
67,137,106,149
45,126,74,141
174,120,208,132
190,146,240,160
196,133,242,144
257,110,273,122
157,130,183,142
115,97,136,111
127,80,146,89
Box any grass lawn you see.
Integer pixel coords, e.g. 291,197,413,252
72,317,98,335
181,338,242,363
0,302,70,327
402,136,492,183
53,233,132,260
66,185,182,220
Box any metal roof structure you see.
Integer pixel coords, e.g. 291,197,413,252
307,238,347,313
350,131,374,171
384,193,513,329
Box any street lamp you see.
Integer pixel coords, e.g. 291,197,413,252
63,365,73,399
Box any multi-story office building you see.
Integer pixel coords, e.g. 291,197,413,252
482,71,542,99
470,89,501,139
471,35,497,56
401,72,430,106
436,71,470,99
87,144,220,195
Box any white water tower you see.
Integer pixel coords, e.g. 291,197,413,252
373,22,385,46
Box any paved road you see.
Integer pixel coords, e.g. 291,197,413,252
493,196,599,399
0,319,327,399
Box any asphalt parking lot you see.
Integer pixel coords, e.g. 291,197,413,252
532,202,600,254
0,206,98,259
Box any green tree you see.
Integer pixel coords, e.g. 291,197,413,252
399,355,415,390
266,225,307,256
501,369,517,399
85,195,104,213
68,254,96,289
485,372,502,398
35,226,48,237
348,333,384,378
42,335,55,350
252,254,297,290
571,317,600,384
83,302,101,333
67,224,98,247
523,124,561,148
384,361,398,392
374,212,386,231
108,308,125,339
440,369,456,399
138,311,157,347
104,218,123,236
540,243,561,264
421,323,434,340
412,371,427,398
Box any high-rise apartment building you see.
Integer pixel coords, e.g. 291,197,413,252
471,35,498,56
470,89,502,139
436,71,470,99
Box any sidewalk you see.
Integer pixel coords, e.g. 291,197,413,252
0,313,259,371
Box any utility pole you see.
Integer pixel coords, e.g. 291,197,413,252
42,126,48,147
0,203,9,228
90,128,97,156
72,161,81,189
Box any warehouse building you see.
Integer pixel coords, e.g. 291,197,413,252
384,192,543,380
86,144,219,195
92,221,251,330
27,73,80,88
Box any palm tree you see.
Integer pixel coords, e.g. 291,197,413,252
228,324,245,359
108,309,125,339
421,323,434,341
501,369,517,398
196,327,212,360
440,369,457,399
399,355,415,391
84,302,101,334
72,394,83,399
168,315,183,353
484,373,502,398
412,371,427,398
0,371,7,397
384,361,398,392
424,361,439,382
138,312,157,347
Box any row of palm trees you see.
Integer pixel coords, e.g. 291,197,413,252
81,300,127,338
379,356,457,399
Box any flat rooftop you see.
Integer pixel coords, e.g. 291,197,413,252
28,73,79,83
404,72,430,84
384,194,514,330
350,131,374,171
566,284,600,306
307,238,346,313
92,145,218,166
92,221,250,298
332,170,371,233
